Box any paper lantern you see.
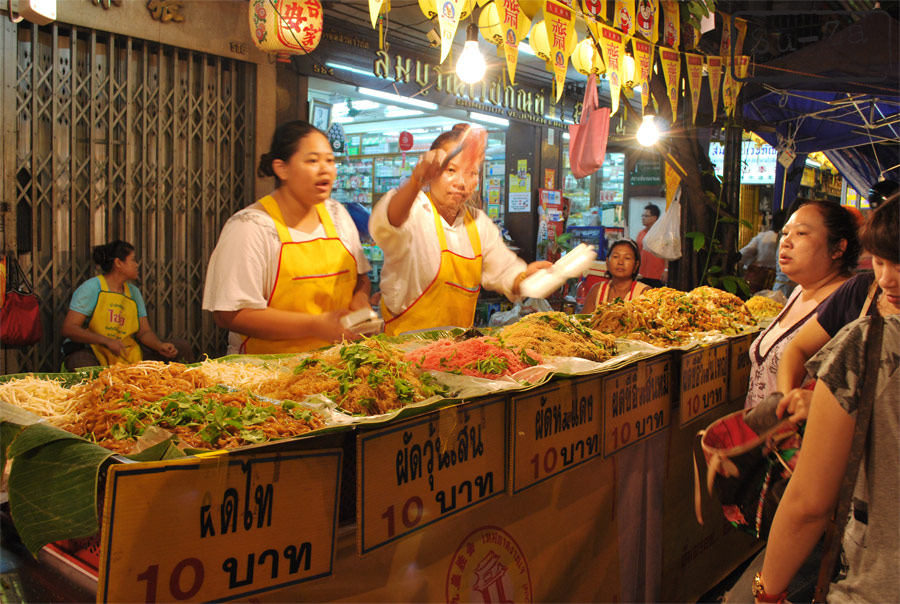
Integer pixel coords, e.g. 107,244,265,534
250,0,323,61
528,19,551,61
477,1,503,46
418,0,475,20
571,37,604,75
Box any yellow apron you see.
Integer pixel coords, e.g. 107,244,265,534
240,196,358,354
382,199,483,336
88,275,143,365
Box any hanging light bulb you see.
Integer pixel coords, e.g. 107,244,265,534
636,114,660,146
457,22,486,84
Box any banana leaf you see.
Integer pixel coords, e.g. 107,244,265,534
7,423,113,555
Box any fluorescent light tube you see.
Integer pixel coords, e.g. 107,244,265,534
357,87,438,110
469,111,509,127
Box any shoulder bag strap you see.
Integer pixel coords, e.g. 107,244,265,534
7,254,34,295
813,314,884,602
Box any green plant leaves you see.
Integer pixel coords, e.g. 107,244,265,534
685,231,706,252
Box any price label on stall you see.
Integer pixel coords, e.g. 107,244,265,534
98,449,342,604
357,398,507,554
508,378,601,494
602,357,672,457
728,333,754,403
679,342,730,427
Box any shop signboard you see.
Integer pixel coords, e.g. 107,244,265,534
356,398,507,554
97,449,342,603
630,157,662,186
728,333,754,403
508,378,602,494
679,342,729,427
709,141,777,184
601,356,672,457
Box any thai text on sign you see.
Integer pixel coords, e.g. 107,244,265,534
508,378,601,494
679,342,729,427
602,357,672,457
98,449,342,603
357,397,507,554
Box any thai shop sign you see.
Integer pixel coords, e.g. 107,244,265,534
630,157,662,186
728,332,754,403
356,397,507,554
709,141,777,184
97,449,342,603
305,25,576,129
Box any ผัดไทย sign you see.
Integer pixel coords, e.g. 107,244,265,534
98,449,342,603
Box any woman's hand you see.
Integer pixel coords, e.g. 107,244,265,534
525,260,553,276
410,148,449,188
156,342,179,359
776,387,813,423
316,310,360,343
104,337,128,358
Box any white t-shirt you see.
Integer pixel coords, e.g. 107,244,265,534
202,199,371,353
740,230,779,269
370,189,526,315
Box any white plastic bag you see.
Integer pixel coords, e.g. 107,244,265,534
643,195,682,261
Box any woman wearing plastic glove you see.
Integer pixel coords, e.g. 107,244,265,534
370,124,549,335
775,194,898,422
203,120,372,354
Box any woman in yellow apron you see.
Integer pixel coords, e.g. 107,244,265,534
61,240,191,369
202,120,372,354
370,124,549,336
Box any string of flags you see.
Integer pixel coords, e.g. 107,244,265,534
363,0,753,123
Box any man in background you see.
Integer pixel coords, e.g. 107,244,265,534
636,203,666,287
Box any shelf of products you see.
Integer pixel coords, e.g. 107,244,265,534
563,147,627,230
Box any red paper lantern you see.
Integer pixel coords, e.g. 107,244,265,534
250,0,323,62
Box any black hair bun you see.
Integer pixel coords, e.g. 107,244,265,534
257,152,275,178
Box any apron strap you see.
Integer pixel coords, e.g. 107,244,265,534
97,275,132,299
259,196,293,243
427,194,481,256
315,203,339,238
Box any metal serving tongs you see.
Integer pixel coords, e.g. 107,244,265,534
439,124,471,170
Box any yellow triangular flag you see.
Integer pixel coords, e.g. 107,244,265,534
632,38,654,113
658,47,680,123
685,53,704,124
722,56,735,117
583,0,606,42
634,0,659,44
544,0,576,102
614,0,635,36
498,0,532,85
438,0,467,64
661,0,679,48
598,23,626,115
368,0,387,29
707,55,722,123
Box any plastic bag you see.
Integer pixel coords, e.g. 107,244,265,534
488,298,553,327
568,74,610,179
643,193,682,261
